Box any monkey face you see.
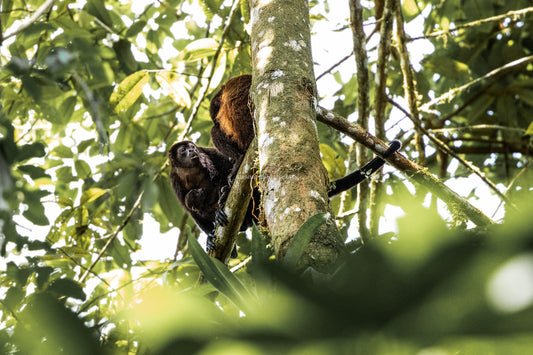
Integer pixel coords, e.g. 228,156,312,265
169,141,199,169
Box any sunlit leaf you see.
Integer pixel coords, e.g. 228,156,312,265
155,71,191,108
180,38,218,61
526,122,533,136
110,70,149,113
320,143,346,179
74,159,91,179
80,187,107,205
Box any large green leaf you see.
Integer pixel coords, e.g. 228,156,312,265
283,212,329,269
155,71,191,108
110,70,149,113
188,233,254,312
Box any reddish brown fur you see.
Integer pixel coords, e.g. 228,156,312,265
210,74,254,160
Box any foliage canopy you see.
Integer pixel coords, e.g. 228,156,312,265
1,0,532,353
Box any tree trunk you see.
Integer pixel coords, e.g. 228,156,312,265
248,0,343,271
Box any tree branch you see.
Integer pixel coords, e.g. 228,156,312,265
208,140,258,264
316,106,496,227
410,7,533,41
420,55,533,111
2,0,57,41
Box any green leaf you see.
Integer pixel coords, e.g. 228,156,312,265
179,38,218,61
525,121,533,136
47,278,86,301
18,165,49,179
4,287,25,310
110,70,149,113
86,0,114,28
23,191,49,226
283,212,329,269
188,233,254,311
251,223,269,265
18,142,46,161
155,71,191,108
52,145,74,158
74,159,92,179
156,176,184,225
320,143,346,178
125,20,147,38
80,187,107,205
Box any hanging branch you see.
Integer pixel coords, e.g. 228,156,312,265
316,106,495,227
349,0,372,241
394,0,426,165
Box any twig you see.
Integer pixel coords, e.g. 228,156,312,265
177,0,242,142
2,0,57,41
420,55,533,111
316,51,353,81
390,99,517,210
79,192,143,284
411,7,533,41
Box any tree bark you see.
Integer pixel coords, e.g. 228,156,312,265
249,0,343,271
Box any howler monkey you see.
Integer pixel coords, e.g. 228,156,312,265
168,140,257,255
209,74,401,198
168,141,232,235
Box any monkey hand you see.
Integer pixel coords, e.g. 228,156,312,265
215,209,229,227
206,232,217,252
206,230,238,258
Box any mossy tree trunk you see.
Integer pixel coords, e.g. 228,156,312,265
248,0,343,271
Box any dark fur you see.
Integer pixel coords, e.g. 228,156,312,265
168,141,233,234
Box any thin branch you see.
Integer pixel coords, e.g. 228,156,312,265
420,55,533,111
177,0,242,142
394,0,426,165
390,99,517,210
79,192,143,284
316,51,353,81
429,124,525,135
2,0,57,41
411,7,533,41
316,106,495,227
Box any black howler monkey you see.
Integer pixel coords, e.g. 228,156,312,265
168,141,232,236
168,140,257,255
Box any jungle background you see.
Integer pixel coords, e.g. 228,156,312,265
1,0,533,354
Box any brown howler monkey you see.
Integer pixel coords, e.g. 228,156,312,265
209,74,401,198
168,140,257,255
205,75,400,255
